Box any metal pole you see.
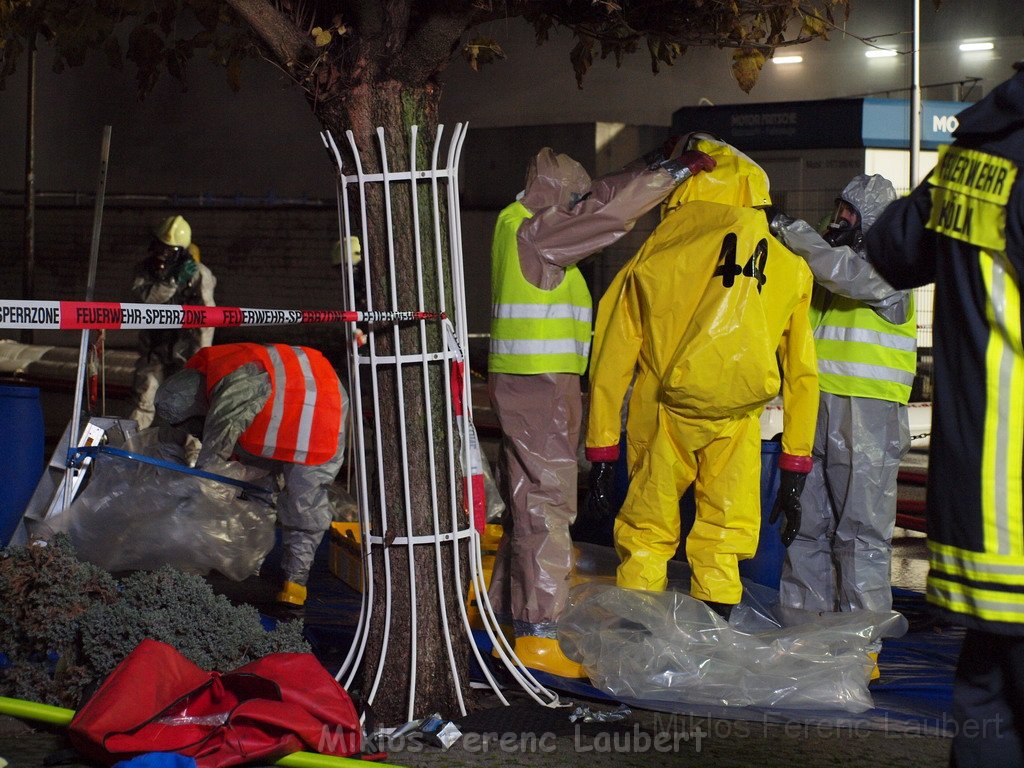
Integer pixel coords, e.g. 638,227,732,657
910,0,922,188
21,43,37,345
62,126,112,511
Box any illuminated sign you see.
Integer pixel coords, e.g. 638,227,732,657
671,97,967,150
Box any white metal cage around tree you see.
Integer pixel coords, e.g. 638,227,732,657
322,125,560,724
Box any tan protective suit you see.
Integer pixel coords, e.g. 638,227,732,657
586,139,818,605
488,148,693,646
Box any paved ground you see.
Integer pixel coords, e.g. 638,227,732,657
2,372,946,767
0,694,952,768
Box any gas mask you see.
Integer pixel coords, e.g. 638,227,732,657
149,241,189,280
823,220,864,249
822,200,864,250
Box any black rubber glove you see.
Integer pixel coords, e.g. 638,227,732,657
769,469,808,547
585,461,617,521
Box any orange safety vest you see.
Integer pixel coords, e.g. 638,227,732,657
188,343,343,465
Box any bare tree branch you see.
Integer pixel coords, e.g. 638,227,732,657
797,3,900,52
223,0,310,71
391,9,476,85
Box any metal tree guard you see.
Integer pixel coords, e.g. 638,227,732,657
322,124,561,722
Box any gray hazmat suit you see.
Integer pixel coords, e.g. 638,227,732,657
130,256,216,429
771,174,915,615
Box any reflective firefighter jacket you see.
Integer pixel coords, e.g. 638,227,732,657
867,70,1024,634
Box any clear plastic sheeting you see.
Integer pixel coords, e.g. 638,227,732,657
481,455,505,524
43,430,275,581
558,580,908,714
327,484,360,523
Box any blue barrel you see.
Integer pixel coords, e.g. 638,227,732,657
0,385,45,547
737,440,784,589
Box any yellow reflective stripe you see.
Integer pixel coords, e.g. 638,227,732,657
929,539,1024,584
817,358,916,387
928,575,1024,624
980,249,1024,556
489,338,591,357
930,145,1016,205
815,375,912,403
491,317,592,341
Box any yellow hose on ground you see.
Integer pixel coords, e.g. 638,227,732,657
0,696,380,767
0,696,74,725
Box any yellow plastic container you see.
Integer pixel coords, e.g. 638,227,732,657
466,523,503,629
328,522,363,592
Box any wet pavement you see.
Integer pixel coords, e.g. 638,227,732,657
0,699,953,768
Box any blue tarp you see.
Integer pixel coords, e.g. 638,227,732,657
283,538,959,736
472,587,958,735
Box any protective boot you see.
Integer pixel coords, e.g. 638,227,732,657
495,636,588,679
275,580,307,607
485,623,517,655
868,651,880,682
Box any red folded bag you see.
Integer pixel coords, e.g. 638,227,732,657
69,639,361,768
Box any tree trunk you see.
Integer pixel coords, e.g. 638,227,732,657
317,80,470,725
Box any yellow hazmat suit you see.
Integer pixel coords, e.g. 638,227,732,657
585,138,818,606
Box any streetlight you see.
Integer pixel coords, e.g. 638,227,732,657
911,0,921,189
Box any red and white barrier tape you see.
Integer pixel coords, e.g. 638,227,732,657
0,299,444,330
444,320,487,533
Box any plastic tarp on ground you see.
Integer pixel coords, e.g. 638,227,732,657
558,543,907,715
44,430,276,581
559,581,905,714
468,543,958,734
276,535,959,734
